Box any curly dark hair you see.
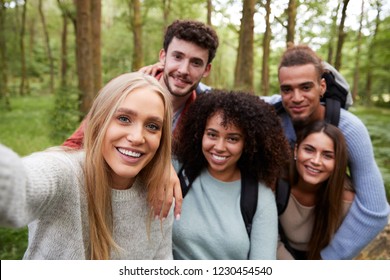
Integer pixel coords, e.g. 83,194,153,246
163,19,219,64
173,89,291,187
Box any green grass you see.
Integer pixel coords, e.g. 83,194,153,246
0,94,60,260
351,106,390,201
0,98,389,259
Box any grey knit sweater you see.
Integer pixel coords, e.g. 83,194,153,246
0,144,173,260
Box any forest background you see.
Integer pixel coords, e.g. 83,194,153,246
0,0,389,259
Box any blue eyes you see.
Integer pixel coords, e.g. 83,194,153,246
117,116,161,132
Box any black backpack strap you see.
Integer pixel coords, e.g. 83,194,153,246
324,98,341,127
275,178,290,216
273,100,285,114
278,221,308,260
178,166,192,198
240,169,258,237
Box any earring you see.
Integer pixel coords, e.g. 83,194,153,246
294,155,297,160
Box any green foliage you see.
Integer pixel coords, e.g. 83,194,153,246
351,106,390,201
0,227,28,260
0,95,58,155
49,85,81,144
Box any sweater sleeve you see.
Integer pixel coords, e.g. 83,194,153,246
249,184,278,260
153,209,174,260
321,111,390,259
0,144,74,228
0,144,28,227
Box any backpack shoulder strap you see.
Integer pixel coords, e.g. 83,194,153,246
275,178,291,216
240,169,258,237
178,166,192,197
324,98,341,127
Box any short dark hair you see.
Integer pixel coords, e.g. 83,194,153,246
278,44,324,82
163,19,219,64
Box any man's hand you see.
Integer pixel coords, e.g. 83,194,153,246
138,62,164,77
153,164,183,220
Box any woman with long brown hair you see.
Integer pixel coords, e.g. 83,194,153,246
278,121,355,259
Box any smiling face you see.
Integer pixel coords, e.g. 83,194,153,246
295,131,335,188
102,87,165,189
202,113,244,182
279,64,326,127
159,37,211,99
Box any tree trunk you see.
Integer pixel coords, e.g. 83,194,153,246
334,0,350,70
131,0,143,71
19,0,27,96
207,0,212,25
327,2,340,64
365,1,382,105
76,0,94,116
234,0,254,92
352,0,365,103
261,0,271,96
203,0,213,86
58,4,68,88
286,0,297,46
91,0,102,93
162,0,171,30
0,0,10,110
38,0,55,93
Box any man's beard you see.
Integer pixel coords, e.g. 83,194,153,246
164,73,198,98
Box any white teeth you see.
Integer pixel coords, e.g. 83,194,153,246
118,148,141,158
307,166,320,173
212,154,227,161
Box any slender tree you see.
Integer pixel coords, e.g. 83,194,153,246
334,0,350,70
57,0,69,88
234,0,255,92
203,0,213,86
260,0,271,96
75,0,101,116
207,0,212,25
129,0,143,71
327,2,341,64
0,0,10,110
19,0,28,96
365,0,382,105
286,0,297,45
76,0,94,116
38,0,55,93
91,0,102,92
352,0,365,103
162,0,172,30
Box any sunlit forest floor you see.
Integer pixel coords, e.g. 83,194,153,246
0,94,389,259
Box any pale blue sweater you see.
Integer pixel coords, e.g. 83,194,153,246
265,95,390,259
172,167,278,260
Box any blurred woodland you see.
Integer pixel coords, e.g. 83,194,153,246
0,0,389,132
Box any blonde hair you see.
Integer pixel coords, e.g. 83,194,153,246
83,72,172,259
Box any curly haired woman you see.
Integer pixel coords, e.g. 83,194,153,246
171,89,290,259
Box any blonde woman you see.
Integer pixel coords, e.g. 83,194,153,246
0,72,173,259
